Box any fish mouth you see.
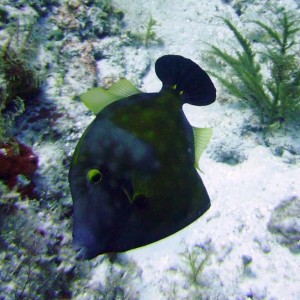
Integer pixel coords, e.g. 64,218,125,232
73,227,104,260
73,243,101,260
74,245,88,260
73,240,89,260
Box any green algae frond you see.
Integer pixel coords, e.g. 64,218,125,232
0,20,42,143
209,8,300,127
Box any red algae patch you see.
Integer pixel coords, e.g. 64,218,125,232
0,141,38,199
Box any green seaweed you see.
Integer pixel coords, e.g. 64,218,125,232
126,16,163,47
0,20,42,143
145,16,159,47
179,244,211,290
0,6,8,25
209,8,300,127
1,21,42,102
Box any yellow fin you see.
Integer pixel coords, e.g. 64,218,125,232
192,127,213,171
109,78,141,97
80,79,141,114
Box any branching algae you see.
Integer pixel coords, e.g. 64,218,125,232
69,55,216,259
209,8,300,126
126,16,163,48
0,20,42,143
0,21,41,197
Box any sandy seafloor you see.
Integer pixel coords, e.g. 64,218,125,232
0,0,300,299
94,0,300,299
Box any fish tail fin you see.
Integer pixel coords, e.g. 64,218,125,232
155,55,216,106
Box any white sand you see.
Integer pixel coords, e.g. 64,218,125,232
90,0,300,299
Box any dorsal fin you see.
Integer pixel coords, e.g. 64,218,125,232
81,79,141,114
155,55,216,106
192,127,213,171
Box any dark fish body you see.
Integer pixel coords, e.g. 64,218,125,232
69,55,216,259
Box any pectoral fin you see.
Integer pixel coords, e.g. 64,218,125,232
192,127,213,171
131,172,151,200
122,173,150,210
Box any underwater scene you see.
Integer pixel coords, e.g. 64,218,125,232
0,0,299,299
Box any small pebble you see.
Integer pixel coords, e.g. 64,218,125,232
242,255,252,266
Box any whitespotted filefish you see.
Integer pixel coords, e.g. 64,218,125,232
69,55,216,259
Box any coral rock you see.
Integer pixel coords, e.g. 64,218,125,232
268,196,300,254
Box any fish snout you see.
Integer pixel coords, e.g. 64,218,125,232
73,244,88,260
73,226,102,260
73,240,101,260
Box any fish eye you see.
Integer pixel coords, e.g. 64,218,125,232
87,169,102,184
